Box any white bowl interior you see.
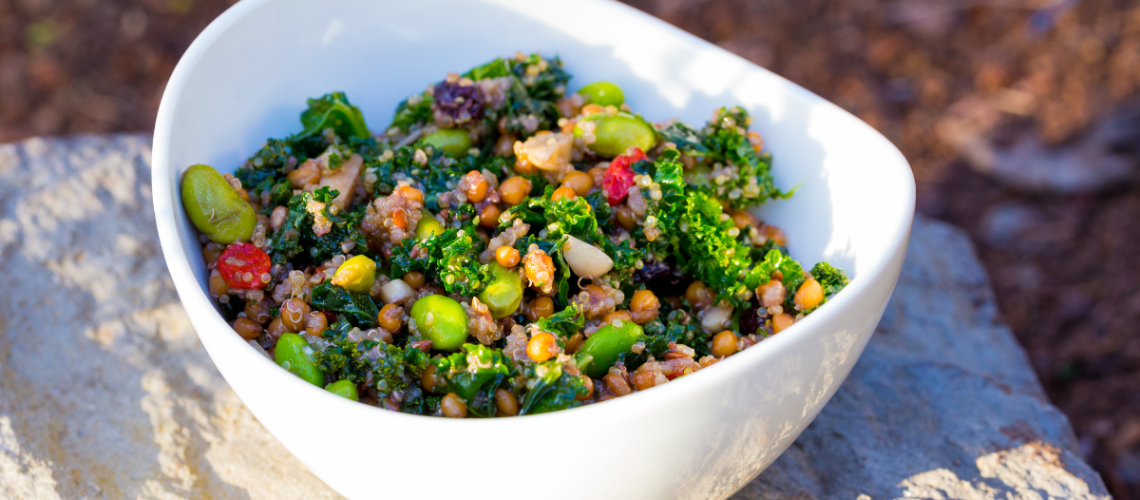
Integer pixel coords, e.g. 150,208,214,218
153,1,915,499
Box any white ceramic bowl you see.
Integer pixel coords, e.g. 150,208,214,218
152,1,915,498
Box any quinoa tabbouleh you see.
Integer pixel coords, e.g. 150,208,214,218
180,52,849,418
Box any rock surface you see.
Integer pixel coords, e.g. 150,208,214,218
0,136,1110,499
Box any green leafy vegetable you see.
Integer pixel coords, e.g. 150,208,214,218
419,227,491,296
314,339,429,395
432,344,513,417
804,262,849,313
310,283,379,328
534,303,584,339
294,92,370,141
390,93,434,132
519,360,587,415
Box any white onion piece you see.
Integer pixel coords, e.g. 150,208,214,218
379,278,415,305
562,235,614,279
701,303,734,334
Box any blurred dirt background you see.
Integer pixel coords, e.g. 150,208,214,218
1,0,1138,496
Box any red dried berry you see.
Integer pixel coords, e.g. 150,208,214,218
602,147,647,206
217,242,271,290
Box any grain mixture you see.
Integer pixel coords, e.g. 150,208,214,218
180,52,849,417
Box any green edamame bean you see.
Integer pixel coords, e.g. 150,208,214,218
181,164,257,243
577,81,625,107
324,380,359,401
410,295,468,351
576,114,656,158
422,128,473,157
332,255,376,293
416,211,445,241
477,263,523,319
275,333,325,386
579,320,643,378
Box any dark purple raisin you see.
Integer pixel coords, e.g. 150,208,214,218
432,81,483,124
633,259,685,297
739,303,762,336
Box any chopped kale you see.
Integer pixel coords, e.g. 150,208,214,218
389,92,434,132
372,343,430,394
519,360,587,415
432,343,512,401
618,332,670,371
310,283,379,328
314,340,429,396
316,339,371,384
534,303,584,339
402,394,442,415
265,187,367,265
419,227,490,296
295,92,370,142
803,262,849,313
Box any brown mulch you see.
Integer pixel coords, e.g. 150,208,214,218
2,0,1139,495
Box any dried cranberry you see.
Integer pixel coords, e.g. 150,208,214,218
602,147,647,206
217,243,271,290
739,303,763,336
633,258,685,297
432,81,483,124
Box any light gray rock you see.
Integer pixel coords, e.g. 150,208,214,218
0,136,1110,500
0,135,341,500
736,216,1111,499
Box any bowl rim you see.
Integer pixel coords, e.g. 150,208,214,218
152,0,917,426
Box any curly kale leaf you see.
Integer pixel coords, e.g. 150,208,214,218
313,334,427,395
432,344,513,417
657,121,708,159
373,343,430,394
642,310,710,358
519,360,587,416
310,283,379,328
499,186,551,229
512,53,570,101
315,339,371,384
534,303,584,339
294,92,370,141
388,239,429,278
390,92,434,132
323,316,357,339
597,238,642,281
812,262,849,297
493,55,568,137
544,194,601,242
585,190,614,232
250,177,294,215
699,107,787,209
266,191,310,263
236,138,295,189
617,331,671,372
743,248,805,294
265,187,367,265
504,186,643,280
804,262,849,313
463,57,512,81
402,394,442,415
420,227,491,296
662,189,753,303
